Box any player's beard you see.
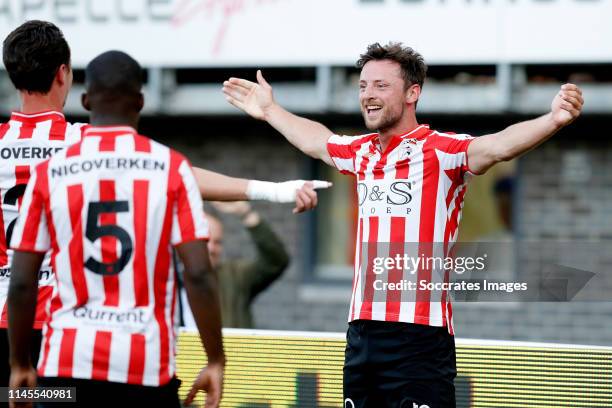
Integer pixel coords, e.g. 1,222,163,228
362,105,403,133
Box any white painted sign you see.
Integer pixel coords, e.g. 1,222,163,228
0,0,610,67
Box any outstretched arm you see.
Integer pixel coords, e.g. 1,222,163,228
468,84,584,174
192,168,248,201
192,167,331,214
223,70,335,166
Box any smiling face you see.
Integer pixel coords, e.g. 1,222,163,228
359,59,419,134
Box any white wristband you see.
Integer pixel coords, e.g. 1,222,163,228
246,180,331,203
246,180,305,203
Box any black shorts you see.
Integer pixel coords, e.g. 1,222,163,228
0,328,43,387
36,376,181,407
343,320,457,408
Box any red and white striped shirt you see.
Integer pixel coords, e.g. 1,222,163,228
327,125,478,335
0,111,83,329
10,126,208,386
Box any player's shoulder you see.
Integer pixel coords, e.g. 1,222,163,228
64,122,87,142
430,129,473,141
330,132,377,145
67,121,88,132
134,133,187,164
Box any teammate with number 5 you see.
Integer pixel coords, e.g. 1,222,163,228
0,20,329,398
8,51,224,407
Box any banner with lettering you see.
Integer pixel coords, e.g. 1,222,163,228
0,1,609,66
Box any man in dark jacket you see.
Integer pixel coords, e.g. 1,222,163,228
181,201,289,328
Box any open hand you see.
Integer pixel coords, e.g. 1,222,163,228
183,362,224,408
9,365,36,408
223,70,274,120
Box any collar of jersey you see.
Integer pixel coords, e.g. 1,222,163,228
10,110,65,123
371,124,430,154
83,125,138,138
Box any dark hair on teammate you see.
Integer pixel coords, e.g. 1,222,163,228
356,42,427,90
85,50,143,99
2,20,71,93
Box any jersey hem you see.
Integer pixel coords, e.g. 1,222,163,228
8,247,49,255
348,313,451,330
0,320,44,329
172,236,209,247
35,372,175,387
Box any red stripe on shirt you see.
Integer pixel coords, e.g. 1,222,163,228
356,145,375,181
176,170,196,242
19,173,45,250
33,286,53,329
38,162,58,376
359,216,379,320
0,196,7,266
152,151,181,385
99,136,116,152
385,216,405,321
445,185,467,245
134,135,151,153
441,267,450,329
447,302,454,335
15,166,30,207
38,327,54,376
34,163,55,329
387,153,410,321
432,134,472,155
66,143,82,158
327,134,375,161
386,215,406,322
153,199,172,386
372,150,388,180
67,184,88,306
127,333,146,384
49,121,67,141
415,137,439,325
91,331,112,381
350,218,364,321
0,123,10,139
100,180,119,306
18,123,35,139
57,328,77,377
133,180,150,307
327,143,354,159
169,278,178,352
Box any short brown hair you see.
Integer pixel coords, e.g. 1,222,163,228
356,42,427,89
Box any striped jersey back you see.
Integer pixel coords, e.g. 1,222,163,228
10,125,208,386
0,111,83,329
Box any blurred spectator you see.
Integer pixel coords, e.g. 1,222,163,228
492,177,515,235
180,202,290,329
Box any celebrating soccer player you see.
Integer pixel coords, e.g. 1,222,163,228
223,42,584,407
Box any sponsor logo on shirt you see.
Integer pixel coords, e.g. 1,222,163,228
357,179,414,216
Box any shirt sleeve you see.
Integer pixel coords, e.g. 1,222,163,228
171,158,209,246
10,165,51,253
435,133,479,183
326,134,370,175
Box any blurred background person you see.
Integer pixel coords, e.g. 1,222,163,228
180,201,289,329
